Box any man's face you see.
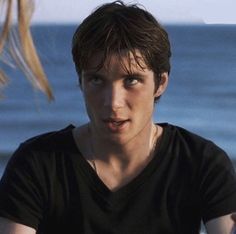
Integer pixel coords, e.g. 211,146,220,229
81,51,168,144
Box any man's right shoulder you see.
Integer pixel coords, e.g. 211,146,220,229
18,125,76,154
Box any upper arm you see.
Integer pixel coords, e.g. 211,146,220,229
0,145,45,231
199,145,236,223
0,217,36,234
205,214,235,234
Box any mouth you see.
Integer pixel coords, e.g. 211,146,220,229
102,118,130,131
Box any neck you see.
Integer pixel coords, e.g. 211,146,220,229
89,122,159,166
73,122,161,191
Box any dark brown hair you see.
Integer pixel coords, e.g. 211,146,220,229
72,1,171,87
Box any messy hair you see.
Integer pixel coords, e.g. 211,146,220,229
72,0,171,86
0,0,53,100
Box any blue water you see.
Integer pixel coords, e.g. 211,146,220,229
0,24,236,166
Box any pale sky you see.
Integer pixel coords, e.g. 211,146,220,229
32,0,236,24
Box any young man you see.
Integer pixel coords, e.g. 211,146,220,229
0,1,236,233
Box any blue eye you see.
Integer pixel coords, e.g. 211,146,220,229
90,76,103,85
125,77,139,86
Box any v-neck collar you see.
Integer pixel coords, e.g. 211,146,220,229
68,123,170,204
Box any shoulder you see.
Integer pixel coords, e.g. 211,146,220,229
163,123,224,152
164,123,213,146
2,125,76,181
161,123,233,169
20,125,76,153
161,123,218,149
7,125,77,169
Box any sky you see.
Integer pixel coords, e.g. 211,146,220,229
32,0,236,25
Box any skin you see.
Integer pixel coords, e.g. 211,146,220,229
0,217,36,234
205,214,235,233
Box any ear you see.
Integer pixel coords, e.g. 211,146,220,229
154,72,168,98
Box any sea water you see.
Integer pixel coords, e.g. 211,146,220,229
0,24,236,171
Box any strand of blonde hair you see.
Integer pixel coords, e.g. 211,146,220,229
0,0,54,100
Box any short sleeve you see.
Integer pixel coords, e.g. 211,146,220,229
199,142,236,223
0,144,45,229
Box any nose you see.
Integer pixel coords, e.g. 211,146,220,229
103,84,125,110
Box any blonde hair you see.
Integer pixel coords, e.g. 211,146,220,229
0,0,54,100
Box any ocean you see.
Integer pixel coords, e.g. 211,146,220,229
0,24,236,177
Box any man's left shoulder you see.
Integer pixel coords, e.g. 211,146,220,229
167,124,231,163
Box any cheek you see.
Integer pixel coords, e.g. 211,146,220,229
138,90,155,113
83,87,99,103
130,88,156,106
83,96,100,122
83,91,99,114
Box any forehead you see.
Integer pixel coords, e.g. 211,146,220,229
84,50,149,74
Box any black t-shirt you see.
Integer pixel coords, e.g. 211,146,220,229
0,123,236,234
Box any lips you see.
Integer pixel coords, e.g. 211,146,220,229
102,118,130,132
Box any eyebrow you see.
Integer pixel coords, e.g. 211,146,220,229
123,72,146,78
